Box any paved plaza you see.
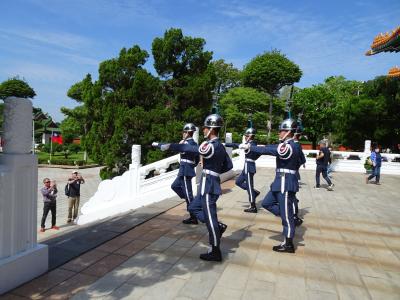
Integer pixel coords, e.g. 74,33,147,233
4,168,400,299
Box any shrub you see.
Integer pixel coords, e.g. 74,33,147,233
68,143,81,154
100,166,118,180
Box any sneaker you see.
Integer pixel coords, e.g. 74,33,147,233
314,185,320,189
327,184,334,191
51,226,60,230
39,227,45,232
219,223,227,238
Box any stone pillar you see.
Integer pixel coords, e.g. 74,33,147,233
0,97,48,294
364,140,371,154
225,132,232,158
129,145,141,197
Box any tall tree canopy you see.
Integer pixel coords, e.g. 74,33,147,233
0,77,36,100
242,50,302,140
152,28,216,124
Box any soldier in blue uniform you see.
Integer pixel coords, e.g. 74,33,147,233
152,123,200,224
240,119,300,253
225,127,261,213
293,128,306,226
156,114,233,261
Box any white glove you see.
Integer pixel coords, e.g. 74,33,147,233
239,143,250,150
151,142,159,147
222,142,226,146
160,144,170,151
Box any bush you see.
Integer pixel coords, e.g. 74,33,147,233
68,143,81,154
100,166,118,180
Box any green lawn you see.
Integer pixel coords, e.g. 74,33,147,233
36,151,95,165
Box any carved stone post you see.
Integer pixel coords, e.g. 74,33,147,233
225,132,232,158
129,145,141,197
0,97,48,294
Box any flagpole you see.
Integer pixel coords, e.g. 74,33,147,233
50,130,53,163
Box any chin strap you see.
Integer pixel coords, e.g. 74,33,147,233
279,131,291,142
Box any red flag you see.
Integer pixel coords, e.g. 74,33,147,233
51,132,63,144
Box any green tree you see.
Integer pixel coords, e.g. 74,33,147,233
242,50,302,140
292,85,335,148
152,28,216,125
212,59,241,96
219,87,284,142
0,77,36,99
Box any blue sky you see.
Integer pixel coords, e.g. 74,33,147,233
1,0,399,121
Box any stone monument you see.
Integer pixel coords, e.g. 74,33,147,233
0,97,48,294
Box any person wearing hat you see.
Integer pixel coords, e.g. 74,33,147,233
225,127,262,213
240,118,301,253
155,114,233,261
152,123,200,224
66,170,85,223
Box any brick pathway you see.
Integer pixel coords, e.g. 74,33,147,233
3,169,400,299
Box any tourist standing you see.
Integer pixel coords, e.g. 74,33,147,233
40,178,59,232
67,170,85,223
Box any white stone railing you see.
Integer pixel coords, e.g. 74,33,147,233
78,132,236,225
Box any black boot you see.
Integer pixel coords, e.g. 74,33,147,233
200,246,222,262
272,238,295,253
182,213,198,225
294,216,303,227
219,222,227,238
244,203,258,213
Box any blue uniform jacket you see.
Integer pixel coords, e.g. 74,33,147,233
250,139,300,193
170,138,233,195
158,138,199,177
225,140,261,173
293,141,306,170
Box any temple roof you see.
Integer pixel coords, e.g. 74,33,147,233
365,26,400,56
388,66,400,78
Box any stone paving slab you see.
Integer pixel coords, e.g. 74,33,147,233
3,169,400,299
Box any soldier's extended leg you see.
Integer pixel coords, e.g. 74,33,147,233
244,171,258,213
262,191,280,216
199,193,224,262
181,176,198,224
273,192,295,253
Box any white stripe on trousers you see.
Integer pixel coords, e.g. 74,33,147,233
206,193,217,246
184,176,190,202
247,171,253,204
285,192,291,238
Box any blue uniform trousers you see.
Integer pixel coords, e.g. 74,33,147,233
171,176,194,210
368,166,381,183
262,191,296,238
235,171,257,205
316,165,332,186
188,186,221,247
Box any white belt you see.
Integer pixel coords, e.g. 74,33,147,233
180,159,195,164
245,158,255,162
276,168,296,174
203,169,220,177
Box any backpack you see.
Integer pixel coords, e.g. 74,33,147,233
65,184,70,196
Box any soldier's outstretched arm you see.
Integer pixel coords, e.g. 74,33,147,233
224,143,240,148
169,143,199,154
249,144,278,156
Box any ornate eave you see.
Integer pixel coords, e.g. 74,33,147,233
366,26,400,56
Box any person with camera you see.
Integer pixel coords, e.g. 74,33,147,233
40,178,59,232
66,170,85,223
